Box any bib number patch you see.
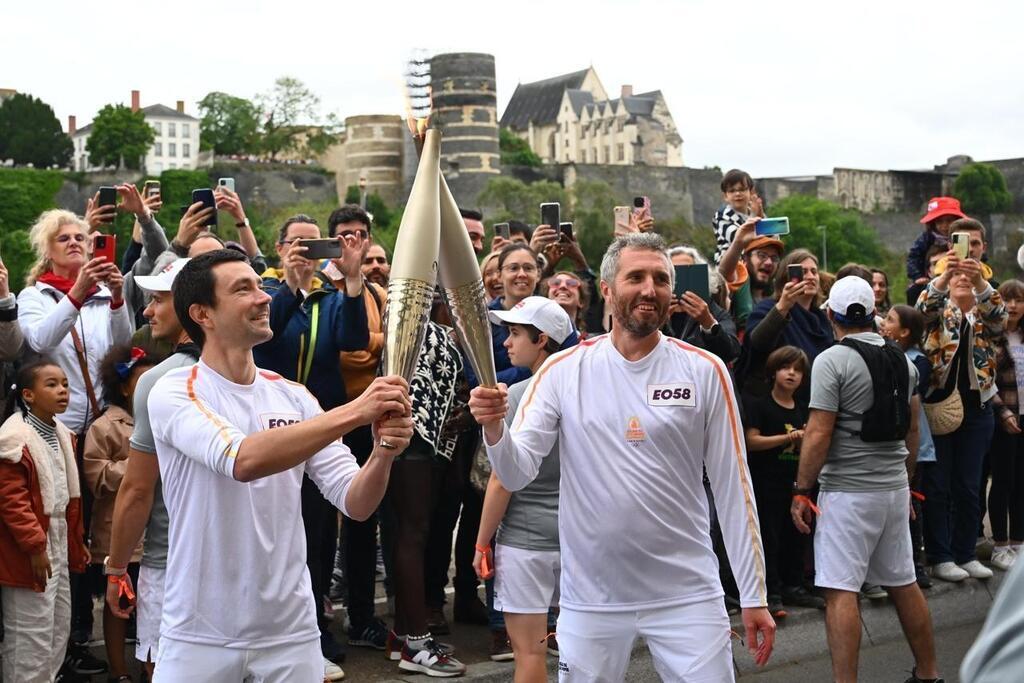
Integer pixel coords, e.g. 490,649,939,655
647,383,696,407
261,413,302,430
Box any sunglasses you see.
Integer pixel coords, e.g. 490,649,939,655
548,277,580,289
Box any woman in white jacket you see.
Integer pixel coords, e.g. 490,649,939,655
17,209,131,437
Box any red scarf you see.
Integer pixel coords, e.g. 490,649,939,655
37,272,99,299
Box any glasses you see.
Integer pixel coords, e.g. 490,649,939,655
502,263,538,275
752,250,780,263
339,229,368,240
548,277,580,289
56,234,87,244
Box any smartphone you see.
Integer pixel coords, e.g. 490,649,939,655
191,188,218,228
756,216,790,237
143,179,161,199
297,238,343,260
559,221,574,242
674,263,711,303
494,222,510,240
98,186,117,208
93,233,116,263
788,264,804,282
633,196,651,220
218,177,235,193
614,206,631,236
952,231,970,260
179,205,190,218
540,202,561,232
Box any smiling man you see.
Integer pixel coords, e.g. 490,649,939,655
145,250,414,682
469,233,774,682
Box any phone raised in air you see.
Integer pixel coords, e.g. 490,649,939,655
297,238,343,260
540,203,560,232
755,216,790,237
98,186,117,209
93,233,116,264
674,263,710,303
952,231,970,260
559,222,574,242
494,222,511,240
633,196,651,220
788,264,804,282
614,206,631,236
191,188,218,228
218,177,235,193
143,180,161,200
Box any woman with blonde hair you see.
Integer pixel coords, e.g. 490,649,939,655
542,270,589,337
16,208,131,666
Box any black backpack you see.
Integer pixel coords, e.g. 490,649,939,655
836,338,911,443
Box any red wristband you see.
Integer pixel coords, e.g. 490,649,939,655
110,298,124,310
792,494,821,515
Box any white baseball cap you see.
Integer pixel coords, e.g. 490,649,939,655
135,258,190,293
827,276,875,325
487,296,574,344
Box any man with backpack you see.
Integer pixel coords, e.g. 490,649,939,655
790,276,943,683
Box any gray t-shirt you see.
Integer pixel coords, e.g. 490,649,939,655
130,350,197,568
496,379,560,551
809,332,918,492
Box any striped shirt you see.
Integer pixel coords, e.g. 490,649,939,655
487,333,767,611
25,411,60,454
25,410,70,512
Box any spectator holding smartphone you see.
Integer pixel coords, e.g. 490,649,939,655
665,246,741,364
713,169,764,265
906,197,965,305
0,255,24,364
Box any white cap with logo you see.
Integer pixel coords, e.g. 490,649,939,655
135,258,191,293
827,276,876,326
487,296,574,344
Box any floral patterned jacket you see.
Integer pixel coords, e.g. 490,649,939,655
916,282,1007,403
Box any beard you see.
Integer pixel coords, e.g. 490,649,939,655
611,292,668,337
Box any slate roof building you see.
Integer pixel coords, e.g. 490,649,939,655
500,67,683,167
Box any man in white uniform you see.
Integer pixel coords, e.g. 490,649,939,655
146,250,414,682
469,233,774,682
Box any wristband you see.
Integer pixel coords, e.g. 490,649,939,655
108,573,136,602
236,218,250,229
474,544,492,555
110,299,124,310
103,555,127,576
792,494,820,515
791,483,814,496
911,490,926,502
475,545,494,579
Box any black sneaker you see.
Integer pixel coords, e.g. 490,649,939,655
399,638,467,677
65,643,108,675
781,586,826,610
916,566,933,589
321,630,347,665
349,618,389,650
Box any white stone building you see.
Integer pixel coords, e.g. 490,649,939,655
500,67,683,167
70,90,202,173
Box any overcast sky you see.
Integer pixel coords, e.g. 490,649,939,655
4,0,1020,177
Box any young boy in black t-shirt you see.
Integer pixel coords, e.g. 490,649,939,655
743,345,823,616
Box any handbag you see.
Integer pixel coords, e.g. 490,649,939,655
924,389,964,436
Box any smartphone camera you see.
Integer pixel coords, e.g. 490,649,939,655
788,264,804,282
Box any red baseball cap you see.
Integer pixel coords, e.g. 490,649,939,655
920,196,966,225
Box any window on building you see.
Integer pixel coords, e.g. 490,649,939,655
154,142,162,157
168,122,176,138
604,146,610,163
565,139,569,148
618,119,625,132
169,143,176,157
152,122,162,135
618,144,625,161
169,162,177,169
183,143,191,158
581,149,587,163
183,123,191,137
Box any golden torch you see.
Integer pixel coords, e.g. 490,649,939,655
382,126,441,399
438,175,497,387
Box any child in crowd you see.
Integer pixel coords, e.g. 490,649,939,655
713,168,765,265
906,196,966,304
84,345,160,681
743,345,823,616
473,297,577,682
881,304,934,587
988,280,1024,571
0,359,89,682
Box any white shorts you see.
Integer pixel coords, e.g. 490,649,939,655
493,543,560,614
135,565,166,663
154,636,322,682
556,599,734,682
814,488,916,592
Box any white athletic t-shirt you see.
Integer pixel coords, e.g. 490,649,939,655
148,360,361,649
487,334,767,611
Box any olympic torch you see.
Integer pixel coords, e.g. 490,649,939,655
381,127,441,444
438,175,497,387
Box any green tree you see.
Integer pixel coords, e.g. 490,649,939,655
302,113,343,157
499,128,542,167
953,163,1013,216
198,92,261,155
477,177,567,224
257,77,320,160
0,93,73,168
86,104,155,170
0,168,66,289
767,194,885,271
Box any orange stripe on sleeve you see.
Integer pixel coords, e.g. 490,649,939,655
187,366,239,458
512,338,600,431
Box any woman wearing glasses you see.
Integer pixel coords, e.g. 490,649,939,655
543,271,590,339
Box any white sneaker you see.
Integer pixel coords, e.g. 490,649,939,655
991,546,1017,571
958,560,994,579
324,658,345,681
931,562,969,582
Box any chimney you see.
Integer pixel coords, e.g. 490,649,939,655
131,89,140,112
176,100,185,114
621,85,633,99
67,115,76,136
